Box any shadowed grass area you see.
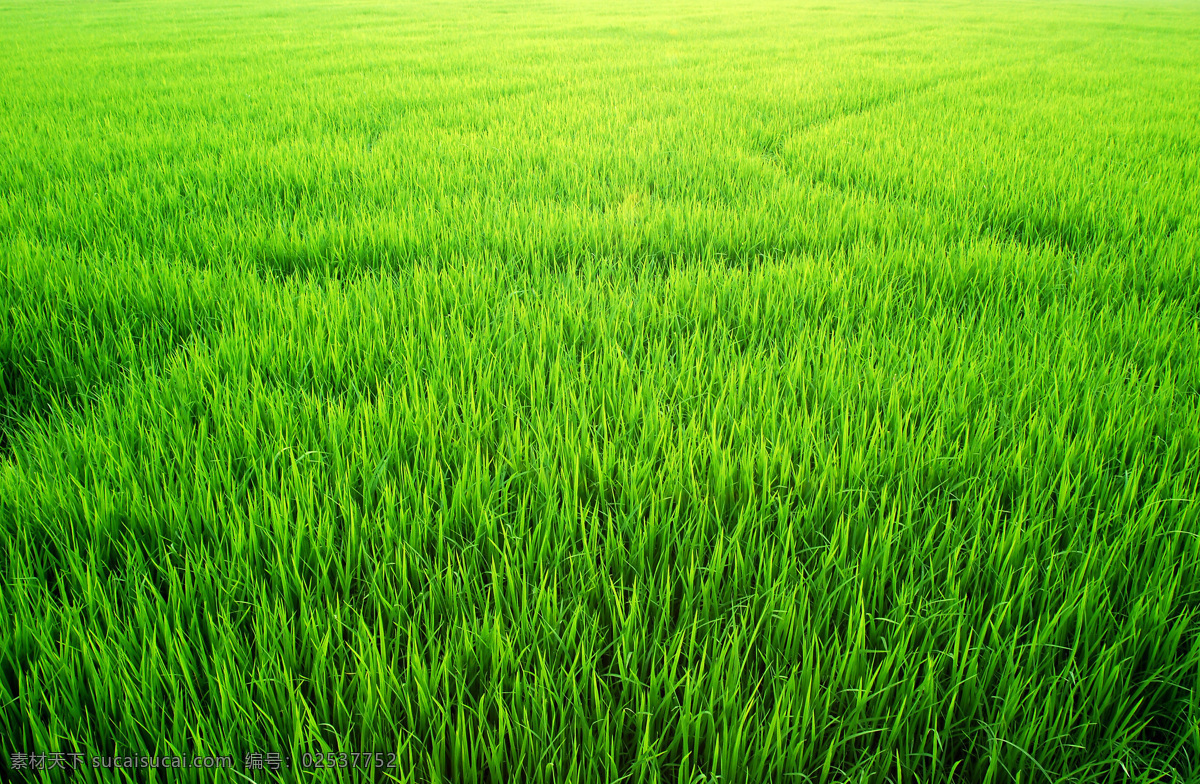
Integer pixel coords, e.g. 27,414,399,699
2,0,1200,781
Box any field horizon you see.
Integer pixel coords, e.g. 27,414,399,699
3,0,1200,781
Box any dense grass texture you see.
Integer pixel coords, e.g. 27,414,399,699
3,0,1200,781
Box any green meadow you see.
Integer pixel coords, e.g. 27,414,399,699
2,0,1200,780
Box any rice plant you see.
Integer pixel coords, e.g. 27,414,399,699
2,0,1199,781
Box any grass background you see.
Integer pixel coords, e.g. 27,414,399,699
2,0,1200,781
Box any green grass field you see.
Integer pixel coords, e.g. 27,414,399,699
3,0,1200,780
